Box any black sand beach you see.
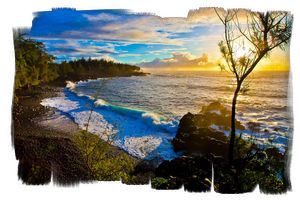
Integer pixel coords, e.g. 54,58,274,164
12,84,145,185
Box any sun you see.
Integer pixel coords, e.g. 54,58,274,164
235,47,248,58
233,40,253,58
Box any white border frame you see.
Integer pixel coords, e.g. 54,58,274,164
1,1,299,199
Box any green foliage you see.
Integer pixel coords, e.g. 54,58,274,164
73,130,136,181
18,159,51,185
214,139,290,193
241,151,288,193
13,31,145,90
151,177,170,189
13,31,58,89
151,177,182,190
53,57,144,81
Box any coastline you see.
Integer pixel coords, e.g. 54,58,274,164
12,71,150,141
12,74,291,191
13,85,91,184
13,86,79,138
12,78,151,185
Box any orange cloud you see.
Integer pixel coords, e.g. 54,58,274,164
139,52,217,71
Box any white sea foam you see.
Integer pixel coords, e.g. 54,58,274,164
94,99,109,106
122,136,162,158
76,92,95,100
70,111,117,141
66,81,76,90
142,112,162,124
40,96,79,112
40,71,290,159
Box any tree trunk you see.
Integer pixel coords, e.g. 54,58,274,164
228,83,241,165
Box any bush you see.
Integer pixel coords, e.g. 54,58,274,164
72,130,136,181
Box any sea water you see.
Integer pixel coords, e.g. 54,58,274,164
41,71,292,160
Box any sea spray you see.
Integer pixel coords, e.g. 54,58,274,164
94,99,109,106
40,72,291,159
66,80,76,90
40,83,179,160
40,96,79,112
70,110,117,141
123,136,162,158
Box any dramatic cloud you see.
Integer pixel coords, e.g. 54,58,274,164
24,8,289,71
138,52,216,70
30,8,222,44
28,8,224,65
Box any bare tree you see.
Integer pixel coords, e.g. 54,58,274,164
215,9,293,165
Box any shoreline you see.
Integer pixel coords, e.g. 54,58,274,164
11,76,291,192
13,86,79,138
40,75,288,160
34,90,80,135
13,85,91,184
13,73,152,143
12,80,150,184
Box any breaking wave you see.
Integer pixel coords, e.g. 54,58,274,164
41,72,291,159
40,85,179,160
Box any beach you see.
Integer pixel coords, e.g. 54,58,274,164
38,71,291,161
13,84,142,184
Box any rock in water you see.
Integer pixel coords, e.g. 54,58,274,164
172,112,229,158
172,102,244,159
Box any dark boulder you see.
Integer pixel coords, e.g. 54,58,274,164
172,112,229,158
152,156,212,192
172,102,245,159
198,101,245,131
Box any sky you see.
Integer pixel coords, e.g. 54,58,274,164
27,8,290,71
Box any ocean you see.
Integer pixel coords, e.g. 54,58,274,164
41,71,292,160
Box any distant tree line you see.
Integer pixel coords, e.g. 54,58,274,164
53,57,144,82
13,31,145,90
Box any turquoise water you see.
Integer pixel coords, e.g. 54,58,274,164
42,71,292,159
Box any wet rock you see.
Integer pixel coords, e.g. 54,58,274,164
172,112,229,158
172,102,245,158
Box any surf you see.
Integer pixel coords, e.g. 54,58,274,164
41,82,180,160
41,74,290,159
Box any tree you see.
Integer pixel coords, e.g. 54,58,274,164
13,30,57,89
215,9,293,165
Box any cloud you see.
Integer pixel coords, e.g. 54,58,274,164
91,55,118,63
28,8,227,63
83,13,121,21
91,15,186,45
187,8,250,24
118,53,142,57
138,52,216,70
187,8,223,24
44,39,118,61
30,9,187,45
147,47,188,55
30,9,220,45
